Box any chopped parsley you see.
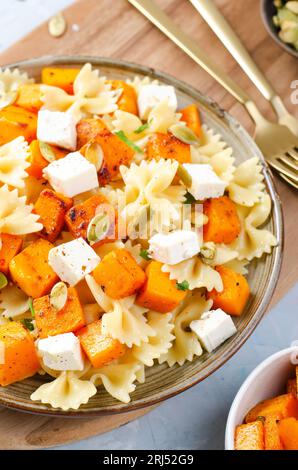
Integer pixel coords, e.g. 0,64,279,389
28,298,35,317
115,130,143,153
21,318,35,332
183,191,196,204
134,122,149,134
176,280,189,291
139,249,151,261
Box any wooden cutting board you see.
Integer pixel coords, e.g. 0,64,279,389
0,0,297,449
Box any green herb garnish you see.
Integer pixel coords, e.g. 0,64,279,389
21,318,35,332
134,122,149,134
115,131,143,153
183,191,196,204
0,272,8,290
176,280,189,291
140,249,151,261
28,298,35,317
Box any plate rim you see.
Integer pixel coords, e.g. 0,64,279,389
0,55,284,417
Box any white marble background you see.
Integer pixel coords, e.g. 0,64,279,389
0,0,297,451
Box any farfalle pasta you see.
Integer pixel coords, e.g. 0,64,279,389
0,63,277,409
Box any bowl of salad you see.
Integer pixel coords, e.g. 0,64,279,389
261,0,298,57
0,56,283,416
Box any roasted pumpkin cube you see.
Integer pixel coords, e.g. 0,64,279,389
76,118,108,149
80,128,135,185
9,239,58,298
203,196,241,245
0,234,23,275
93,249,146,299
34,286,85,338
108,80,138,115
147,132,191,164
0,321,40,386
27,139,67,179
264,415,284,450
136,261,187,313
35,189,73,242
235,421,264,450
77,319,126,368
15,84,43,112
65,194,116,245
180,104,201,137
278,417,298,450
0,105,37,144
41,67,80,94
245,393,298,423
207,265,250,316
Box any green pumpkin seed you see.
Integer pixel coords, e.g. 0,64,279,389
39,141,56,163
50,282,68,311
0,273,8,290
177,164,192,188
0,91,18,110
48,12,67,38
85,141,104,171
87,213,110,245
200,243,216,265
169,123,200,145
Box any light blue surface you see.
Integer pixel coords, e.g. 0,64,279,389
55,284,298,450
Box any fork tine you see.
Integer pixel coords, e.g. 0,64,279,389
278,154,298,172
268,159,298,183
287,149,298,161
279,172,298,190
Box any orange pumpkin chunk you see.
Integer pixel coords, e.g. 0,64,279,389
9,239,58,298
65,194,116,245
245,393,298,423
15,84,43,112
76,118,107,148
108,80,138,115
136,261,187,313
77,319,126,369
147,132,191,164
41,67,80,94
0,105,37,144
203,196,241,245
35,189,73,242
235,421,264,450
207,265,250,316
0,234,23,275
34,286,85,338
0,321,40,386
93,249,146,299
278,417,298,450
264,414,284,450
180,104,201,137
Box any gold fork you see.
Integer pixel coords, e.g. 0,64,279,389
128,0,298,188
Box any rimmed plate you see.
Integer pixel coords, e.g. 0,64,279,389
0,56,283,416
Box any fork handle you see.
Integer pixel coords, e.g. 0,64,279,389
128,0,251,105
189,0,276,100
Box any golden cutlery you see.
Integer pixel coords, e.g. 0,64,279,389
128,0,298,187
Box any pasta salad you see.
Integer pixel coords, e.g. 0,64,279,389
0,63,277,410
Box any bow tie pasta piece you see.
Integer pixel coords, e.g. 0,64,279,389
0,284,30,319
228,157,265,207
0,137,30,188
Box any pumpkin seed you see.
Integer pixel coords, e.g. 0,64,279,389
0,273,8,290
177,164,192,188
87,213,110,245
48,12,67,38
85,141,104,171
39,141,56,163
169,123,200,145
50,282,68,311
0,91,18,110
0,340,4,365
200,243,216,264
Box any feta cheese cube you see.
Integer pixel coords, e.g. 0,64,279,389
48,238,100,286
182,164,227,200
43,151,99,197
149,230,200,265
137,84,178,119
37,110,77,150
37,333,84,371
190,308,237,353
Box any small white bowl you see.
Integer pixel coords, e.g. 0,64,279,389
225,344,298,450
